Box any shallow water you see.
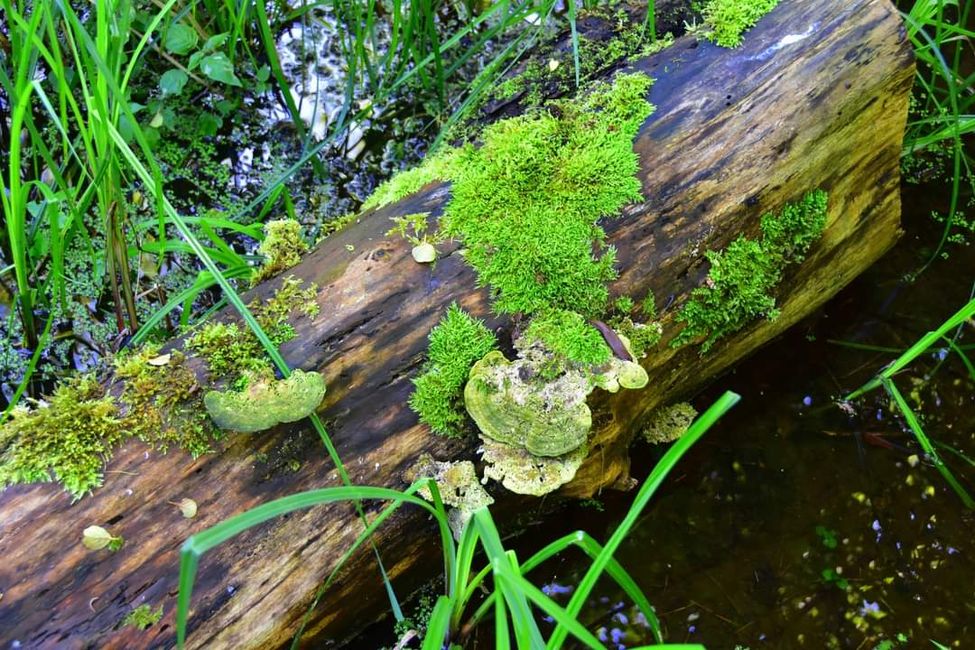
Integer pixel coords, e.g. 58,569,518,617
523,186,975,648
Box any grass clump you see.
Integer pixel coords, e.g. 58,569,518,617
409,304,498,437
522,309,611,366
673,189,828,352
701,0,780,48
122,604,164,630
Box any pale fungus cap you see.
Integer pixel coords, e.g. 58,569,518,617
204,370,326,433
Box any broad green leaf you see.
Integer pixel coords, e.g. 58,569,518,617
199,53,242,87
203,32,230,51
164,23,197,55
160,68,188,95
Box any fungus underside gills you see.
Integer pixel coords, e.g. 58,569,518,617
672,189,829,353
371,72,656,438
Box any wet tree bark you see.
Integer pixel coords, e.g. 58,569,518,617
0,0,913,647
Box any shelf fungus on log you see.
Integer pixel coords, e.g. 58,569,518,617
465,331,650,495
203,370,326,433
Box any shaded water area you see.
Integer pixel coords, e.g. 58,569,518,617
498,187,975,648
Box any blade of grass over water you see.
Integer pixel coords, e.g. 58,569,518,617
547,391,741,649
846,297,975,399
882,378,975,509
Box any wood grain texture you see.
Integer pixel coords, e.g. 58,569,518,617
0,1,913,647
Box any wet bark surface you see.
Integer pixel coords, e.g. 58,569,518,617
0,0,914,647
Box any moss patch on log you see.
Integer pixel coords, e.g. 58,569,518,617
701,0,780,48
187,275,319,381
0,277,323,498
365,72,654,318
672,189,828,352
253,219,309,284
0,348,219,499
122,604,164,630
377,72,656,448
408,304,498,437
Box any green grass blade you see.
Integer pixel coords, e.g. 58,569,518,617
548,391,740,648
420,596,453,650
473,509,546,649
175,486,444,647
846,297,975,399
882,378,974,509
567,0,581,89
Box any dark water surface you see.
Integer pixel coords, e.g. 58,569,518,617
520,187,975,648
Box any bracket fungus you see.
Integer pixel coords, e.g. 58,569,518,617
203,370,326,433
406,455,495,539
465,324,649,495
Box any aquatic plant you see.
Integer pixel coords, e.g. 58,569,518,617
672,189,829,352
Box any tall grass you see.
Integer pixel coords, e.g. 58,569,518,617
899,0,975,269
174,392,739,648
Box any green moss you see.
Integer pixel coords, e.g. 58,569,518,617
0,342,227,499
253,219,309,285
122,604,163,630
389,73,653,439
408,304,498,437
443,72,654,317
0,376,123,499
366,73,653,318
613,295,635,314
522,309,610,366
701,0,779,48
187,275,319,380
362,149,463,211
114,346,218,456
480,13,673,113
614,317,663,359
672,189,828,352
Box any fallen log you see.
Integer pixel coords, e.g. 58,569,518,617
0,0,913,647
